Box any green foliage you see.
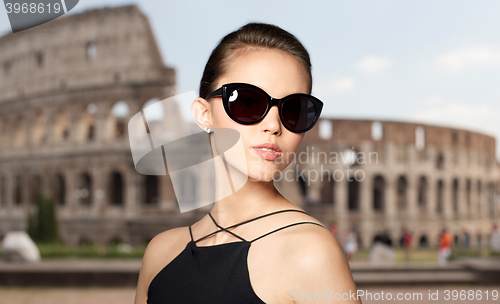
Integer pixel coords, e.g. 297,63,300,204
36,242,147,259
27,191,61,245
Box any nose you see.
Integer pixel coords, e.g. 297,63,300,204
258,105,281,135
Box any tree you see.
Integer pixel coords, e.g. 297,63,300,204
27,191,61,244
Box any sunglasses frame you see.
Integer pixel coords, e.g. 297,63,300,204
205,83,323,134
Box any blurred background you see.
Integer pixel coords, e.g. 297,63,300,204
0,1,499,303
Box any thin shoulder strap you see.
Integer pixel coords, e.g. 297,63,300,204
192,209,313,243
208,212,247,242
188,226,194,242
249,221,326,243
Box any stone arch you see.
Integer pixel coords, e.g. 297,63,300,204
78,172,93,206
396,175,407,210
373,175,385,212
436,180,444,215
13,115,26,148
32,110,47,146
52,173,66,206
348,178,360,210
107,101,130,140
77,104,97,142
109,170,124,205
144,175,159,205
320,173,335,205
417,176,427,211
53,108,70,143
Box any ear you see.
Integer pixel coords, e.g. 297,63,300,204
191,97,212,131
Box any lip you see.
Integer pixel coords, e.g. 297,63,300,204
252,143,282,161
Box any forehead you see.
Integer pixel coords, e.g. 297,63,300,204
215,47,310,98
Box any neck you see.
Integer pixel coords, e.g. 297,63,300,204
210,178,285,228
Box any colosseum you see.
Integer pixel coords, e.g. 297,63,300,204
0,4,499,249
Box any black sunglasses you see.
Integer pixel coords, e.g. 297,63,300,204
206,83,323,133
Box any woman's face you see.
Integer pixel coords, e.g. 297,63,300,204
208,47,310,182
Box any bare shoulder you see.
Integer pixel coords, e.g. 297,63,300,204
134,226,190,304
278,220,361,303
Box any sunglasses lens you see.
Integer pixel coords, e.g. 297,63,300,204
226,87,268,123
282,97,318,132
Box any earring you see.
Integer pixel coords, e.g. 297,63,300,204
205,127,212,134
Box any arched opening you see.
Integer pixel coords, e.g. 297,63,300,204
14,175,22,205
436,180,444,215
1,121,10,149
417,176,427,211
436,153,444,170
110,101,130,139
53,108,70,143
373,175,385,212
297,174,307,197
318,120,332,140
0,175,6,206
415,126,425,151
488,182,495,219
32,111,47,146
320,173,335,205
419,235,428,248
78,104,97,142
52,174,66,206
371,121,383,141
477,180,482,214
78,173,93,206
466,179,471,215
86,42,97,61
109,171,124,205
348,178,360,210
396,175,407,211
144,175,159,205
108,236,123,247
79,236,93,247
14,116,26,148
31,175,42,205
452,178,459,214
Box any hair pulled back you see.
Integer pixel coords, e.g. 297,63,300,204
199,22,312,99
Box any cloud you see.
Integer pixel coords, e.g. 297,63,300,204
330,76,355,93
436,46,500,73
355,55,392,75
312,76,355,97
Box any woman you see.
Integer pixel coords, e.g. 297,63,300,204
135,22,361,304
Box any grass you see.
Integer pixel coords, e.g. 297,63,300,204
354,247,499,263
1,243,499,261
0,242,147,259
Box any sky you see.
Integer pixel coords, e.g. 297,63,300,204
1,0,500,160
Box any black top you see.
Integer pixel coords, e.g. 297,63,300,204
146,209,326,304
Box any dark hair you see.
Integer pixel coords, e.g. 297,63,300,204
199,22,312,99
